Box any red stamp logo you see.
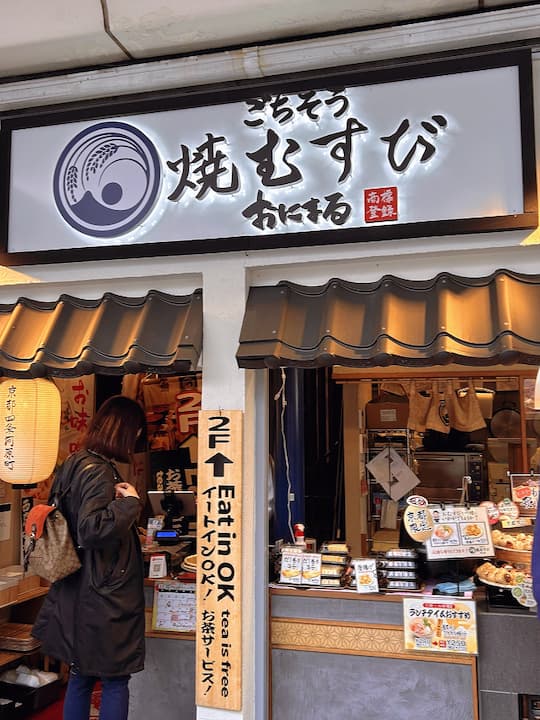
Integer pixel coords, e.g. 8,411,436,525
364,186,398,223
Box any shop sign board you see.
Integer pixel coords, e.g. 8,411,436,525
403,597,478,654
196,410,243,711
1,51,535,264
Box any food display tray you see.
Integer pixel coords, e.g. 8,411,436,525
478,577,515,590
493,547,531,569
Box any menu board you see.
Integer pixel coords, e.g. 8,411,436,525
424,504,494,560
352,558,379,593
152,581,196,632
510,473,540,517
403,597,478,654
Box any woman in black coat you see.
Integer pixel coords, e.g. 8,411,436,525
32,395,147,720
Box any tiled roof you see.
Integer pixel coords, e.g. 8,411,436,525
0,289,202,377
237,270,540,369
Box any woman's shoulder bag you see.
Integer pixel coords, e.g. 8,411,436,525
23,461,82,584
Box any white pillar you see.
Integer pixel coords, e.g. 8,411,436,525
198,258,268,720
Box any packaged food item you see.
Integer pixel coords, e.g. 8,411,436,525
385,548,418,559
320,541,350,554
383,579,420,591
321,564,344,578
378,569,417,580
320,577,341,587
321,554,349,565
377,559,417,570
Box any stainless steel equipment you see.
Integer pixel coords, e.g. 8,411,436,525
413,452,486,503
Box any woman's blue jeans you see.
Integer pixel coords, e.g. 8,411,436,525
63,668,131,720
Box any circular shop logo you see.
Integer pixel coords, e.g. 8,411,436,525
53,121,161,238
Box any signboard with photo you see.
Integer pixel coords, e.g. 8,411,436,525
425,504,494,560
403,597,478,654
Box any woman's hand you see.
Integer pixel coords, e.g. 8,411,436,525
114,481,140,500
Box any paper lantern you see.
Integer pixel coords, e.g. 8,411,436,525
0,378,61,485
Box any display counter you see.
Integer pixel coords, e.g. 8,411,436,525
270,586,540,720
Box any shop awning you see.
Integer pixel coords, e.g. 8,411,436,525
0,289,202,377
236,270,540,369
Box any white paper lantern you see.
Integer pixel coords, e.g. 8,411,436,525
0,378,61,485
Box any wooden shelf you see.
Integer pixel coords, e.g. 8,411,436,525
0,585,49,671
0,646,42,671
0,586,49,612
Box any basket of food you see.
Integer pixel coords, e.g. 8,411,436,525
491,529,532,571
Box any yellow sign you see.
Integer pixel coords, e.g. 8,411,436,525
403,504,434,542
196,410,243,711
403,597,478,654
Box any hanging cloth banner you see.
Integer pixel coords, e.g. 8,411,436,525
425,380,451,435
448,379,486,432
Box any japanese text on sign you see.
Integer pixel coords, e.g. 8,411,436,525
403,597,478,654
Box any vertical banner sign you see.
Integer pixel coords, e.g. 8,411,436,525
196,410,243,710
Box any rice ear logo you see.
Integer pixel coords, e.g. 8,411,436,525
53,121,161,238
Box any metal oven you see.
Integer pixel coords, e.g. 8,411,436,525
413,452,486,503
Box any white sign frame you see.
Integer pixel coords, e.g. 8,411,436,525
0,50,536,265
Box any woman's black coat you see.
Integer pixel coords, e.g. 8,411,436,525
32,449,145,677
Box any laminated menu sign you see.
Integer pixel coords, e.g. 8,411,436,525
510,473,540,517
424,504,494,560
300,553,322,586
279,550,322,585
403,597,478,654
279,549,303,584
352,558,379,593
152,581,196,632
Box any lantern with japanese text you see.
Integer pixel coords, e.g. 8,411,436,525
0,378,61,486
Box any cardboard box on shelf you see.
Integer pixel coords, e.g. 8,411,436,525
370,528,400,552
366,401,409,429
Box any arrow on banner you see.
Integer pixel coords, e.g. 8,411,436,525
205,452,233,477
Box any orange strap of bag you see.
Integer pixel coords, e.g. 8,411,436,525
24,504,56,539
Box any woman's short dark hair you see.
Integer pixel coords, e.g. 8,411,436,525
83,395,147,463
